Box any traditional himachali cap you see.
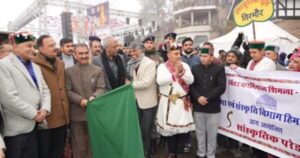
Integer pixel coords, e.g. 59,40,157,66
265,45,280,53
249,41,265,49
142,35,155,43
164,32,177,40
169,43,181,51
199,47,210,54
9,31,36,44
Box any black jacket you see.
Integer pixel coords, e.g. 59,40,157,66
190,63,226,113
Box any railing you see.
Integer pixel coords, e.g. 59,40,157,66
174,0,217,11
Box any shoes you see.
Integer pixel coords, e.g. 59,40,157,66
144,152,151,158
216,146,227,154
159,137,166,148
150,139,157,154
231,149,243,158
167,153,176,158
183,143,191,153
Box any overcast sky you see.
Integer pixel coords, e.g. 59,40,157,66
0,0,141,30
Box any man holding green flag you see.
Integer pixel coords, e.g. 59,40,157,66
87,84,144,158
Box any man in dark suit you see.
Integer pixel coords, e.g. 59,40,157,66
190,47,226,158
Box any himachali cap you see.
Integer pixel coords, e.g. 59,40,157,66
199,47,210,54
169,43,181,51
164,32,177,40
265,45,280,53
9,32,36,44
249,41,265,49
142,35,155,43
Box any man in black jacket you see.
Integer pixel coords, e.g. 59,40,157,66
190,47,226,158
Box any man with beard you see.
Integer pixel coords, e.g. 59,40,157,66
180,37,200,153
224,49,243,70
143,35,163,66
59,38,76,68
89,36,102,57
181,37,200,67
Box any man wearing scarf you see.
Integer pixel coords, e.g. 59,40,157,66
190,48,226,158
156,44,194,158
246,41,276,71
126,41,157,158
0,32,51,158
142,35,163,66
93,36,127,91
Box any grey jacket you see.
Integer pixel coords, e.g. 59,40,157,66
0,105,5,149
0,53,51,137
275,62,287,71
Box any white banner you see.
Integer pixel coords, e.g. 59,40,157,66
219,68,300,158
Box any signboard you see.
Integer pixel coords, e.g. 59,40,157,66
87,1,110,36
234,0,274,27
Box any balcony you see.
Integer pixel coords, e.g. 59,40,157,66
175,25,211,35
173,0,217,14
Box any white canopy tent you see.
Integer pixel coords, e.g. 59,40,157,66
209,21,300,56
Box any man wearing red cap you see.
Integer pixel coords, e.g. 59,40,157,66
246,41,276,71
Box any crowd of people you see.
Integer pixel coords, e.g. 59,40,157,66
0,30,299,158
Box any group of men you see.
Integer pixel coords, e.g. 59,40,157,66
0,30,299,158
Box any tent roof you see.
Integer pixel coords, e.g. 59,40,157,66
209,21,299,54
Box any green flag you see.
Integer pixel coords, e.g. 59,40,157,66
87,84,144,158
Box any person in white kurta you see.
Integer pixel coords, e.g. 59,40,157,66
246,56,276,71
246,41,276,71
246,41,276,158
155,45,194,157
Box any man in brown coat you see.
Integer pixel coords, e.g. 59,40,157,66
65,43,105,158
32,35,70,158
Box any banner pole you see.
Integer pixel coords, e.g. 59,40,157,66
252,22,256,40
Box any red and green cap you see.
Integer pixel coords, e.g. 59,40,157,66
249,41,265,49
265,45,280,53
